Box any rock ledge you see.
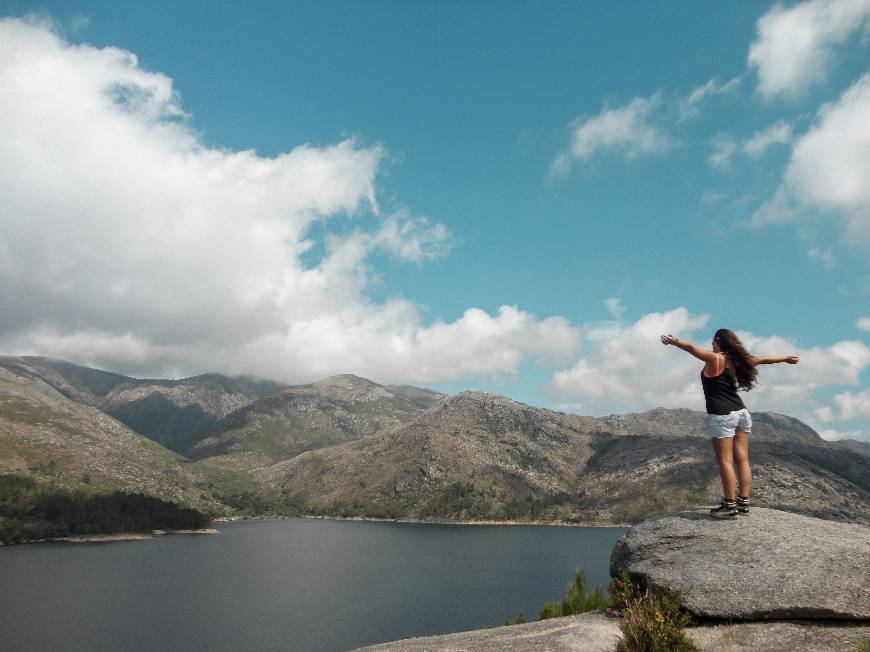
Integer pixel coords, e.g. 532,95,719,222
610,507,870,620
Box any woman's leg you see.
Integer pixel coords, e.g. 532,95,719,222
733,428,751,498
712,436,737,501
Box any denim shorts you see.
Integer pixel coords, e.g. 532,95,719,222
706,408,752,439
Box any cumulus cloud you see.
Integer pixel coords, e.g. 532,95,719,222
751,74,870,242
858,317,870,332
709,120,793,169
550,308,712,414
748,0,870,99
551,94,672,175
0,17,580,384
817,428,868,442
815,389,870,422
549,307,870,433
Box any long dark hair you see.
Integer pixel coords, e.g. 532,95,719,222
714,328,757,391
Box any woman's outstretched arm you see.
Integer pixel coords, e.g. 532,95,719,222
749,355,799,365
660,334,720,364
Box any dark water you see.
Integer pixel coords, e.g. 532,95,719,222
0,519,626,651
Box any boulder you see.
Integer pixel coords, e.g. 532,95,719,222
610,507,870,620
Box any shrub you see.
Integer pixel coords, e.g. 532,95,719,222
855,637,870,652
538,567,608,620
609,573,698,652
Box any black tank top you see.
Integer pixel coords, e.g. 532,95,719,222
701,364,745,415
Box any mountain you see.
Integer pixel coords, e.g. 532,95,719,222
256,391,607,519
0,362,219,512
833,438,870,457
1,356,867,528
600,407,821,443
257,392,870,524
188,374,445,468
0,357,285,452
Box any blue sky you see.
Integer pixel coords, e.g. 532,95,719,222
1,1,868,440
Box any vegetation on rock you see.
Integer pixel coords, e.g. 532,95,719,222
609,573,697,652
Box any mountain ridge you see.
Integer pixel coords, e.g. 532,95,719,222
1,356,867,528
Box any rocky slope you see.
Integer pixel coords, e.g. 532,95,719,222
601,406,821,443
258,391,606,518
0,364,219,512
188,375,445,469
0,356,285,453
1,357,866,527
259,393,870,524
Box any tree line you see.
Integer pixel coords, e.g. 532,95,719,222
0,474,212,544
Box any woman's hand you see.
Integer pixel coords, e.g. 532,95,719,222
661,334,678,346
785,355,799,364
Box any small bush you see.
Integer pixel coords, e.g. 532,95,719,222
538,567,608,620
855,637,870,652
538,600,564,619
609,573,698,652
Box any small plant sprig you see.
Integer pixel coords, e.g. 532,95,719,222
503,566,607,626
608,572,698,652
538,567,608,620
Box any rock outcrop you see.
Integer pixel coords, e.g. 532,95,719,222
610,507,870,620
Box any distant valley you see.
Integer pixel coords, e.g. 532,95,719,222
1,355,868,539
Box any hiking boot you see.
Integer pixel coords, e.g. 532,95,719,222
710,498,738,519
736,495,750,515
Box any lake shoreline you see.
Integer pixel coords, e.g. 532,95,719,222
2,515,629,546
1,528,219,546
215,514,632,528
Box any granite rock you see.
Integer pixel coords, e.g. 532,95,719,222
610,507,870,620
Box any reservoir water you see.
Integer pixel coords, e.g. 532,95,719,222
0,518,626,651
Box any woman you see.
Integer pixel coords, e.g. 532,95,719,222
660,329,799,518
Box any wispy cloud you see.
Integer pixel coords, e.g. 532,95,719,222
551,93,673,175
709,120,793,169
679,75,743,121
808,247,835,270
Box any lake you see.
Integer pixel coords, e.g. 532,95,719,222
0,518,627,651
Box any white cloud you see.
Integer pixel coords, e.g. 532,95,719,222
815,389,870,421
549,307,870,426
748,0,870,99
817,428,868,442
679,76,742,121
709,120,793,169
551,94,672,175
709,135,738,169
858,317,870,332
742,120,794,157
818,429,870,442
751,74,870,241
550,307,712,414
0,18,580,385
